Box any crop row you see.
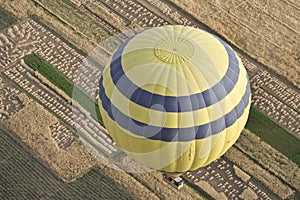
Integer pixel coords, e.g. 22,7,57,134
0,127,136,199
225,146,294,199
235,129,300,191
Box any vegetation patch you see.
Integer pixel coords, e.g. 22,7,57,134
23,54,103,125
291,155,300,167
0,7,18,31
246,106,300,161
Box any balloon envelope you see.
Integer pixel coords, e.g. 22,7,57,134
98,25,251,173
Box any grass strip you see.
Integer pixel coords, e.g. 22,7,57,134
291,155,300,167
23,53,103,126
246,106,300,165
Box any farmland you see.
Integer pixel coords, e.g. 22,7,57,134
24,50,300,166
0,7,17,31
1,92,97,180
0,127,137,199
224,146,295,199
22,46,299,198
0,0,299,199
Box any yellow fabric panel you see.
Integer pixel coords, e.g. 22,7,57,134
218,98,251,157
101,57,248,128
98,25,251,173
98,97,250,172
138,83,176,97
161,106,250,172
121,26,229,96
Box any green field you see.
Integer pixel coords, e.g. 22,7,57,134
0,7,17,31
291,155,300,166
0,127,136,199
23,54,103,126
246,107,300,165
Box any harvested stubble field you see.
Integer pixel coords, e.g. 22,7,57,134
0,95,204,199
235,129,300,191
16,0,299,164
25,42,300,186
32,0,112,43
225,147,295,199
17,54,202,199
112,155,206,200
192,180,228,200
0,7,18,31
167,0,300,87
0,127,137,199
0,91,160,199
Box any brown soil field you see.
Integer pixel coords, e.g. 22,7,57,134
168,0,300,87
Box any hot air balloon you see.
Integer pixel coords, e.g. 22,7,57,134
98,25,251,189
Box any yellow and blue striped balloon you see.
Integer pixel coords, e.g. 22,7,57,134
98,25,251,173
